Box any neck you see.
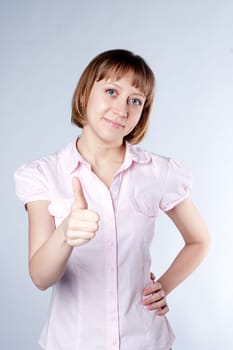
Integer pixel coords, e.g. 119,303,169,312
77,127,125,166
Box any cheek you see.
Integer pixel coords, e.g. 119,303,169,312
125,112,142,134
132,109,143,125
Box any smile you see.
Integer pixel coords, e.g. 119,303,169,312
103,118,125,129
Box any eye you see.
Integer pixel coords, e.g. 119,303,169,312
128,97,142,106
106,88,117,96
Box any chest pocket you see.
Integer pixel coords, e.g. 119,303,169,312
129,166,160,218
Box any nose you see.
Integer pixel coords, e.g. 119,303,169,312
112,97,128,118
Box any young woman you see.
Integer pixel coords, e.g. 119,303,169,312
15,49,210,350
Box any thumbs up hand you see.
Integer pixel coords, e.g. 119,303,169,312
65,177,99,247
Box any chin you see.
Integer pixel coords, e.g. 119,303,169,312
99,133,124,145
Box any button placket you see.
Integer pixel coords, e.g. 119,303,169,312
103,189,120,350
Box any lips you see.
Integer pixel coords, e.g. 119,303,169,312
103,117,125,128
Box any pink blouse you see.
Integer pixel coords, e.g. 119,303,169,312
14,138,192,350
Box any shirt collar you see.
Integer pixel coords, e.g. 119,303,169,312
58,137,84,174
59,138,151,175
124,142,152,164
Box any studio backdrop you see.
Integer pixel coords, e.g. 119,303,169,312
1,1,232,349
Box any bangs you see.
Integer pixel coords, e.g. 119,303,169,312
95,61,155,99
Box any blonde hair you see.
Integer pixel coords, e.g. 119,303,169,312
71,49,155,144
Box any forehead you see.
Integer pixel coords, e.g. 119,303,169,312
96,73,145,95
96,65,152,97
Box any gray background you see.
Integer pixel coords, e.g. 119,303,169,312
1,0,233,349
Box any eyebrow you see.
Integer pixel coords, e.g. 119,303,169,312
101,81,146,98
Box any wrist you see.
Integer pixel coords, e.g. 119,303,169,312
56,217,70,246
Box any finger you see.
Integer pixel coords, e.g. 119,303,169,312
150,272,156,281
70,209,99,223
143,282,162,296
156,305,169,316
143,289,165,305
68,219,99,232
72,176,87,209
145,297,167,310
66,229,96,240
66,237,90,247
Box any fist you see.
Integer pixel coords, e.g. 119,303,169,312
65,177,99,247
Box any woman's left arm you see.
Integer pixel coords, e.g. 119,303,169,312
143,197,211,313
158,197,210,295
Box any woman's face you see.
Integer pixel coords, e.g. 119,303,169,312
84,73,146,145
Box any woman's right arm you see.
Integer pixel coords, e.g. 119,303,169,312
27,201,73,290
28,177,99,290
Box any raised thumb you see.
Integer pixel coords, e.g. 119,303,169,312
72,176,87,209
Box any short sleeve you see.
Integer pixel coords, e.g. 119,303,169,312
14,161,50,206
159,158,192,212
